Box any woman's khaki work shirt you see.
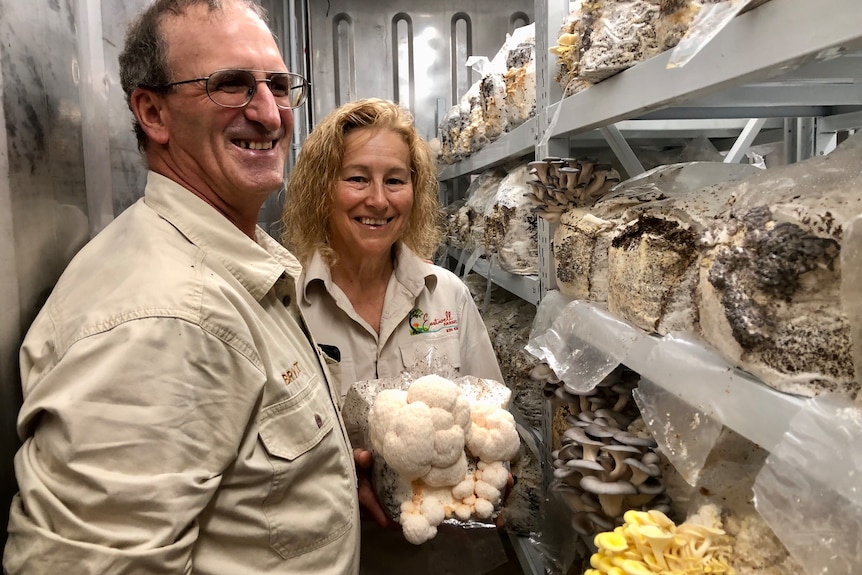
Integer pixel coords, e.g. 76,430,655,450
4,172,360,575
298,244,504,397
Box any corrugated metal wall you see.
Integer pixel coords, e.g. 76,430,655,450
0,0,148,546
306,0,533,142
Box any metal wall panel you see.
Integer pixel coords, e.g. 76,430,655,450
0,0,302,545
307,0,533,141
0,0,147,545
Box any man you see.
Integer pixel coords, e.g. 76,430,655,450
3,1,362,573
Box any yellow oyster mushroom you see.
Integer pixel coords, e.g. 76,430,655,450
619,558,653,575
558,33,579,46
638,524,674,570
590,551,616,572
595,531,629,553
623,509,652,526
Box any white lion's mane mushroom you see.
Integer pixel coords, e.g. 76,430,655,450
367,374,520,544
466,402,521,463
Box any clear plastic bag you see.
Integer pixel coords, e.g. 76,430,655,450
579,0,660,83
633,377,722,486
341,352,515,536
484,164,538,276
753,394,862,574
666,0,750,68
842,213,862,394
526,298,636,394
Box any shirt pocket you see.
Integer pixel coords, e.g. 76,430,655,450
399,331,462,372
258,373,355,559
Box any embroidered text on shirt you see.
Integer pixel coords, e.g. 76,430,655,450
282,361,302,385
408,308,459,335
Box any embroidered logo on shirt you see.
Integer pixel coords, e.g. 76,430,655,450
282,361,302,385
409,308,459,335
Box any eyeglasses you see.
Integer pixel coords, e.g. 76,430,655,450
147,69,310,110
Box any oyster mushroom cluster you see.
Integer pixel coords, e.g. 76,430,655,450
587,507,734,575
524,157,620,221
532,363,672,538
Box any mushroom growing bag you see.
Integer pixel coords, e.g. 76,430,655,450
753,394,862,575
578,0,660,83
484,163,538,275
341,353,519,552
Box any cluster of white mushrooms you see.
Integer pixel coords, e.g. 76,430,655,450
524,157,620,221
529,363,671,539
367,374,521,545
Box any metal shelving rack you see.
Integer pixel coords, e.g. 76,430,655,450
437,2,862,573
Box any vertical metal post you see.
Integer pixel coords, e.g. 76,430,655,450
76,0,114,237
534,0,568,301
784,117,816,164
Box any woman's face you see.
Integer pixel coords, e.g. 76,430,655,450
328,127,414,263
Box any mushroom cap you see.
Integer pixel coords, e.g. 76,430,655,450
558,443,582,460
586,511,614,532
567,459,606,474
601,444,641,457
618,558,652,575
553,466,581,480
641,451,661,465
580,475,637,496
585,423,617,439
562,426,604,446
577,410,597,424
528,362,554,380
623,457,661,478
614,430,658,448
594,530,628,553
594,408,634,427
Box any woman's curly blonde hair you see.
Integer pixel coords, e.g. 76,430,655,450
281,98,442,266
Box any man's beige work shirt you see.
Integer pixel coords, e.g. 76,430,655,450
4,172,360,574
298,244,504,397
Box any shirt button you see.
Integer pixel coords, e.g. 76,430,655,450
314,414,323,428
282,295,291,306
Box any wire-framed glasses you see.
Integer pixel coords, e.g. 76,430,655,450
147,69,310,110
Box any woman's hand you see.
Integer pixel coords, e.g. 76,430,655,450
353,448,399,529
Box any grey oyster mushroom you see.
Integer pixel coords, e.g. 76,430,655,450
586,510,615,533
544,363,673,542
623,456,661,486
523,157,621,220
567,458,607,476
562,427,604,461
580,475,638,518
600,443,643,481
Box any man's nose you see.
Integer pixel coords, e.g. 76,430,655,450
244,81,284,129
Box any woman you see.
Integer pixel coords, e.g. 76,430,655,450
282,98,513,574
282,98,504,397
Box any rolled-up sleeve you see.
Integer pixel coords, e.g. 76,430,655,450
5,317,263,574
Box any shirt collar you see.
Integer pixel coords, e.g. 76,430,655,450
391,243,438,296
142,171,301,301
299,243,437,304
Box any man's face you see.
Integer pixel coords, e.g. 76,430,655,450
155,4,293,217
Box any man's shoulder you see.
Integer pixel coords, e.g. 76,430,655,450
41,204,227,340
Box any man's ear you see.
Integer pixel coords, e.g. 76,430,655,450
130,87,170,145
